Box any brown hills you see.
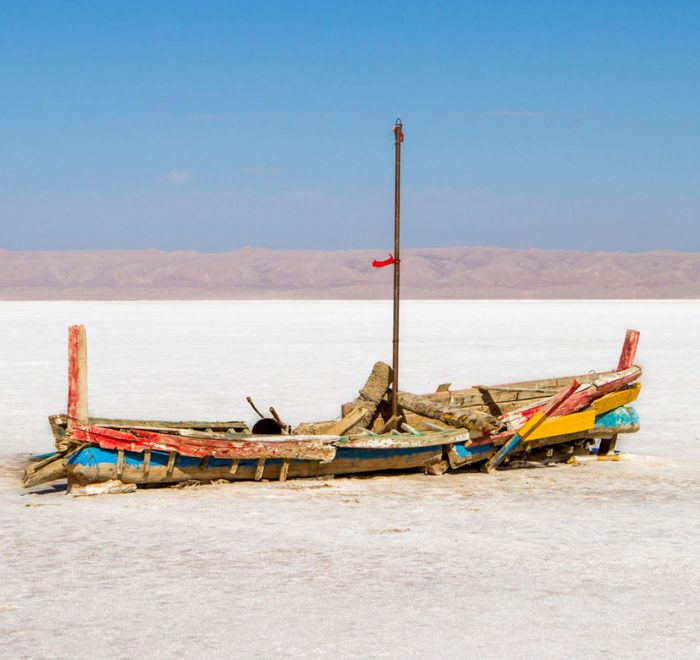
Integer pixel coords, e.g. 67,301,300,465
0,247,698,299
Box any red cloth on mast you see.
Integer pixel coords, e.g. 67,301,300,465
372,253,396,268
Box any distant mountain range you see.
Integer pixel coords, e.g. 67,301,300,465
0,247,698,299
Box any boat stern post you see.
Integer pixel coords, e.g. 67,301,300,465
67,324,88,431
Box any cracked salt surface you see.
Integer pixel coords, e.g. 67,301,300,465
1,300,698,659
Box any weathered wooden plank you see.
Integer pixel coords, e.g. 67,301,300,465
420,421,449,432
525,410,596,441
292,420,335,435
591,383,641,415
549,367,641,418
48,415,70,451
70,425,338,461
402,412,451,432
446,442,495,469
22,454,67,488
143,449,151,479
51,414,249,433
336,429,470,449
417,370,611,408
24,451,62,474
425,331,640,412
254,458,265,481
359,362,393,405
397,391,501,433
617,329,640,371
67,324,88,431
279,459,290,482
345,361,393,432
325,407,369,436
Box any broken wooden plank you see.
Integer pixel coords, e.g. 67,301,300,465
22,454,67,488
484,380,580,472
345,361,394,432
325,407,369,436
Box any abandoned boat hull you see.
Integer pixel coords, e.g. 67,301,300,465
64,405,639,485
23,326,644,491
65,444,444,486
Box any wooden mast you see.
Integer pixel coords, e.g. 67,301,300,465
391,119,404,423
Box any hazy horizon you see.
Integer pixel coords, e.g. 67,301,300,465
2,246,699,300
2,244,700,255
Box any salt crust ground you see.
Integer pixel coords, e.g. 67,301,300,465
1,301,699,659
1,456,698,659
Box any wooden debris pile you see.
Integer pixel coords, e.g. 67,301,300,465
291,361,513,439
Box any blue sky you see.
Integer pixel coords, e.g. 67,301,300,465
1,1,698,251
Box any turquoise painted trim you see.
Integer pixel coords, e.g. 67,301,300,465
30,451,57,461
452,443,494,459
594,405,639,428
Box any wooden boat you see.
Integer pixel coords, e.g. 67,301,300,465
21,124,643,493
22,326,642,491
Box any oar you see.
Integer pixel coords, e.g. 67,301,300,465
484,379,580,472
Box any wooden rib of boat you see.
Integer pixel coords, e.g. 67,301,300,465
22,326,642,492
